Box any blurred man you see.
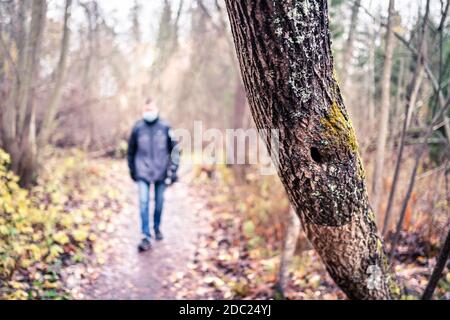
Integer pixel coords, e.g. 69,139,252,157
127,98,179,252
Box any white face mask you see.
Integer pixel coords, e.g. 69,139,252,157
143,111,159,123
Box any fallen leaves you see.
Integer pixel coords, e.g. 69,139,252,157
0,148,124,300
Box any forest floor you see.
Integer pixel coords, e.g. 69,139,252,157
76,163,210,299
72,158,449,300
5,152,440,300
2,150,448,300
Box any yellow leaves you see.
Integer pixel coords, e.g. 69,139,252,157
12,242,25,256
6,290,29,300
28,244,43,261
93,242,106,254
20,258,33,269
43,280,61,290
15,219,34,235
72,229,89,243
63,156,76,169
50,190,67,206
48,245,64,261
0,225,9,235
0,148,122,300
53,231,70,245
2,201,14,214
60,215,74,229
7,180,20,192
10,281,27,290
32,231,43,242
96,256,106,265
82,209,95,220
0,148,11,165
0,256,16,276
97,221,107,232
73,211,85,224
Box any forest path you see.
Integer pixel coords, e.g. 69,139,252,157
83,162,208,300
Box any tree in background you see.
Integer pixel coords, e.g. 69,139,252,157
1,0,47,187
339,0,362,93
371,0,396,215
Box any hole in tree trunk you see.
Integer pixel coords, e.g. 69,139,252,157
310,147,323,164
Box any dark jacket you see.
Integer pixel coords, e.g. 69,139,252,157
127,118,179,183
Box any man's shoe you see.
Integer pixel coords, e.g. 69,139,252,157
155,230,164,241
138,238,152,252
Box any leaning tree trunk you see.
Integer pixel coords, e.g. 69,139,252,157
224,0,400,300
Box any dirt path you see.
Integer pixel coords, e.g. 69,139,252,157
83,163,208,300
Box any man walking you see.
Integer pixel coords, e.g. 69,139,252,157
127,98,179,252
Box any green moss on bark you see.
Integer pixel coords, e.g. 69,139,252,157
320,101,359,154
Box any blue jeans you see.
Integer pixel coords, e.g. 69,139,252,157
138,180,166,239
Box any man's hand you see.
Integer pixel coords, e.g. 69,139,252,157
165,171,178,186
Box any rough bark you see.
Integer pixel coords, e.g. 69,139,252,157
371,0,396,214
225,0,399,300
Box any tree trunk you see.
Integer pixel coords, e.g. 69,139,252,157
17,0,46,187
422,228,450,300
2,1,29,156
275,208,301,298
38,0,72,148
371,0,396,214
388,55,406,153
230,79,250,180
367,32,376,126
340,0,361,92
225,0,400,300
1,0,46,187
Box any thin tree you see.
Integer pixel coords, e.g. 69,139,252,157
372,0,396,215
383,0,430,236
340,0,362,92
422,228,450,300
389,97,450,263
275,208,301,298
225,0,400,299
38,0,73,149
